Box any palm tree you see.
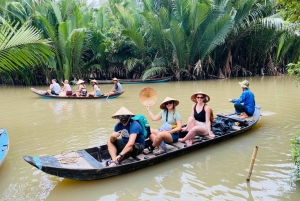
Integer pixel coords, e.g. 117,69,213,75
0,20,53,73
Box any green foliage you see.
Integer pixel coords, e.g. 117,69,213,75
287,61,300,86
277,0,300,23
290,132,300,181
0,20,53,73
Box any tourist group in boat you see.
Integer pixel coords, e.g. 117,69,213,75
47,77,122,97
106,80,256,167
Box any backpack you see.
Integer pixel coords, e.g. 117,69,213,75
131,114,151,139
117,114,151,139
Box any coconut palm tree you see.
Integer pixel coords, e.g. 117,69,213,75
0,20,53,73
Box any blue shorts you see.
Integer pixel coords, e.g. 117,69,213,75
95,91,101,96
171,133,179,143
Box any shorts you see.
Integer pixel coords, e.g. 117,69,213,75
95,91,101,97
66,91,72,96
114,139,144,157
171,133,179,143
80,90,87,96
51,90,59,95
195,121,209,134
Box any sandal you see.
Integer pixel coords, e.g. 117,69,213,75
105,160,120,167
143,146,154,155
154,149,166,156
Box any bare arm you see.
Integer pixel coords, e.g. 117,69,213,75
204,105,213,133
116,134,136,162
76,85,82,92
190,104,195,118
169,120,182,134
146,105,162,121
109,131,121,143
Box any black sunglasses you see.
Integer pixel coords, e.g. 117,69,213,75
118,115,129,118
165,101,173,105
196,96,205,99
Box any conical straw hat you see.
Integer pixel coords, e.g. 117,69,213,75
139,87,157,106
111,107,135,119
191,91,210,103
160,97,179,109
90,79,98,84
76,79,85,84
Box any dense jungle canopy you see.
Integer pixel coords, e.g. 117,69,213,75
0,0,299,85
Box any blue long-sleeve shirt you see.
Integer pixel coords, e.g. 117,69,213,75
231,89,255,115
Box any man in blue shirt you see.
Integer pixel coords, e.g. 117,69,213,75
107,77,122,95
106,107,145,167
229,80,255,118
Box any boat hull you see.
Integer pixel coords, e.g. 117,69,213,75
0,128,9,167
30,88,124,99
23,106,261,180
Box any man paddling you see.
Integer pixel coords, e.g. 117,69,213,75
106,107,145,167
105,78,122,96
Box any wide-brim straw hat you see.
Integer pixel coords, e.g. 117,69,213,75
90,79,98,84
111,107,135,119
160,97,179,109
191,91,210,103
139,87,157,106
112,78,119,81
239,80,250,88
76,79,85,84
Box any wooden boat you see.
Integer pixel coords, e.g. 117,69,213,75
23,105,261,181
94,76,173,84
30,88,124,99
0,128,9,167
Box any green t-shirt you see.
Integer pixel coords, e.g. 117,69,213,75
159,110,182,125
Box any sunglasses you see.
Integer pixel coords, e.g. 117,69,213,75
196,96,205,99
118,115,129,118
165,101,173,105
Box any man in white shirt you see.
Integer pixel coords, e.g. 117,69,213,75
47,79,61,95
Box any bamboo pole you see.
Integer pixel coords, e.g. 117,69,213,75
246,146,259,182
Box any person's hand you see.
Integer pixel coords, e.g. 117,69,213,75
116,154,123,162
146,104,151,111
112,131,121,138
229,99,232,102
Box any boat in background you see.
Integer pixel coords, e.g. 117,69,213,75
30,88,124,99
23,106,261,181
93,75,173,84
0,128,9,167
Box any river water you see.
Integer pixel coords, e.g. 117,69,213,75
0,76,300,200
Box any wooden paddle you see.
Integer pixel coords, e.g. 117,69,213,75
106,86,115,100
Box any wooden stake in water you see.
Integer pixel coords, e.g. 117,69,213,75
246,146,259,182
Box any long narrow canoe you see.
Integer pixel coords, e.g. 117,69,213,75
23,106,261,180
94,76,173,84
30,88,124,99
0,128,9,167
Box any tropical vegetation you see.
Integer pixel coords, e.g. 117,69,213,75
0,0,300,85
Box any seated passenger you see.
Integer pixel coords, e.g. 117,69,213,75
60,80,72,96
75,79,87,97
178,91,215,146
105,78,122,96
106,107,145,167
47,79,61,95
86,80,102,97
229,80,255,119
145,97,182,155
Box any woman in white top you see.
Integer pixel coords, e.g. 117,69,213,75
60,80,72,96
86,80,102,97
